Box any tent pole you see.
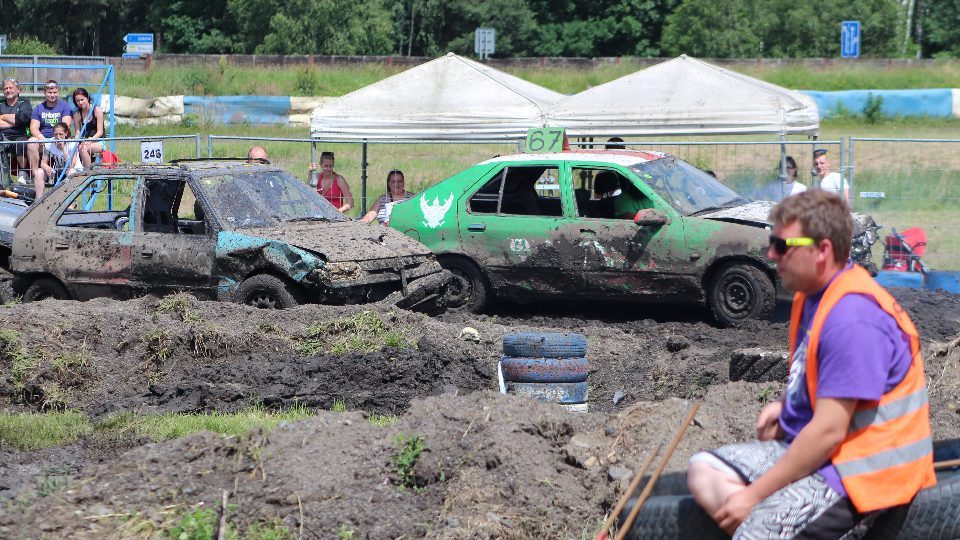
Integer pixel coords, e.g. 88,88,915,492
779,133,787,201
361,142,369,214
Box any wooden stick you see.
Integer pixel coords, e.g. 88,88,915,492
934,458,960,470
614,401,702,540
594,444,662,540
216,490,229,540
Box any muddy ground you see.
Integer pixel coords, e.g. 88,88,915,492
1,288,959,539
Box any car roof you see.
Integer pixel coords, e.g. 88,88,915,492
480,149,666,167
77,160,279,177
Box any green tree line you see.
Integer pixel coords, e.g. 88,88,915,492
1,0,957,59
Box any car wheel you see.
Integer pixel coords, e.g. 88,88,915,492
236,274,302,309
708,263,775,327
22,277,71,302
439,257,489,313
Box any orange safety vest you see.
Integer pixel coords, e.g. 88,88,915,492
789,264,936,513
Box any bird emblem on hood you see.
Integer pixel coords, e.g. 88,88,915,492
420,193,454,229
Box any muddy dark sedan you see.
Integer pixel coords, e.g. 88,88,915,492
1,159,449,310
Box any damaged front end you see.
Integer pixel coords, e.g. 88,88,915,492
216,227,450,312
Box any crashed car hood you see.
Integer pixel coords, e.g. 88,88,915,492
242,221,434,262
698,200,875,236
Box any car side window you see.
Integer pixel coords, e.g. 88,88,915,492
468,166,561,217
175,183,209,235
571,167,635,219
142,177,185,234
56,176,137,231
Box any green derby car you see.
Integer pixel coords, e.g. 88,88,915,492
388,150,879,325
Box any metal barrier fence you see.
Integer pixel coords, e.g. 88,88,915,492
850,138,960,271
1,134,201,187
206,135,522,216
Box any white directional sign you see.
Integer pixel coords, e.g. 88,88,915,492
474,28,495,60
124,43,154,54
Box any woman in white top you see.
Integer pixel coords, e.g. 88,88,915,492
36,121,83,196
362,170,414,225
764,156,807,201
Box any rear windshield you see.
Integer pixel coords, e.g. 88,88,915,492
198,169,345,229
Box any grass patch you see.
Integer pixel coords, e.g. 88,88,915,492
297,310,412,355
367,413,398,427
330,398,347,413
156,293,202,323
96,403,314,442
0,410,91,451
390,434,426,490
167,505,295,540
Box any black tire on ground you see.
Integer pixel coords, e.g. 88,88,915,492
502,332,588,358
22,277,71,302
618,495,727,540
863,473,960,540
236,274,303,309
708,262,776,327
438,257,489,313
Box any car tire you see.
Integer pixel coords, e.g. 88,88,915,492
236,274,302,309
499,355,590,383
708,262,775,327
502,332,588,358
439,257,489,313
617,494,727,540
22,277,71,302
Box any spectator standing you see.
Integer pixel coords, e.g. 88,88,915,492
310,151,354,213
36,122,82,197
27,80,72,194
247,146,269,162
71,88,104,169
361,170,413,224
0,77,32,182
760,156,806,202
813,149,849,200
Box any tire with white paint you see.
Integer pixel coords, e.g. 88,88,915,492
505,381,589,404
502,332,587,358
499,355,590,383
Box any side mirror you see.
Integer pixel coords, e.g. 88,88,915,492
634,208,669,227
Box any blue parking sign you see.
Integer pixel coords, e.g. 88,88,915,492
841,21,860,58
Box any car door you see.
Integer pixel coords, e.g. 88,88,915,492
566,163,699,302
45,174,138,300
457,162,581,300
131,175,217,298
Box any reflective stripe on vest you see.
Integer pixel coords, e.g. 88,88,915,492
834,436,932,477
790,264,936,512
848,387,928,433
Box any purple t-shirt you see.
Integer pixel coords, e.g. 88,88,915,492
779,263,913,496
31,100,72,138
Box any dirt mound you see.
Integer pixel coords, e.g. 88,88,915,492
1,285,959,537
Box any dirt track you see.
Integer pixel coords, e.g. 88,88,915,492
1,288,959,538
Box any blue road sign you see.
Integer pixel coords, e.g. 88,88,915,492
122,53,143,59
841,21,860,58
124,33,154,44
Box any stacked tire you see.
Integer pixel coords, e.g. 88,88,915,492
500,332,590,412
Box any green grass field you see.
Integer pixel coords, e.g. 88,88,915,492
114,60,960,98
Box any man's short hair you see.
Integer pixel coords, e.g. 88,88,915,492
769,190,851,264
2,77,19,89
44,80,58,89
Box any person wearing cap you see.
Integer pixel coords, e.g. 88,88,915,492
813,149,849,201
27,80,73,195
686,190,935,538
0,77,31,183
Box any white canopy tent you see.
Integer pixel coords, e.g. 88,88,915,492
310,52,563,140
546,55,820,137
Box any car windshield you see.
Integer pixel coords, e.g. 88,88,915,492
198,169,345,229
629,157,748,216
